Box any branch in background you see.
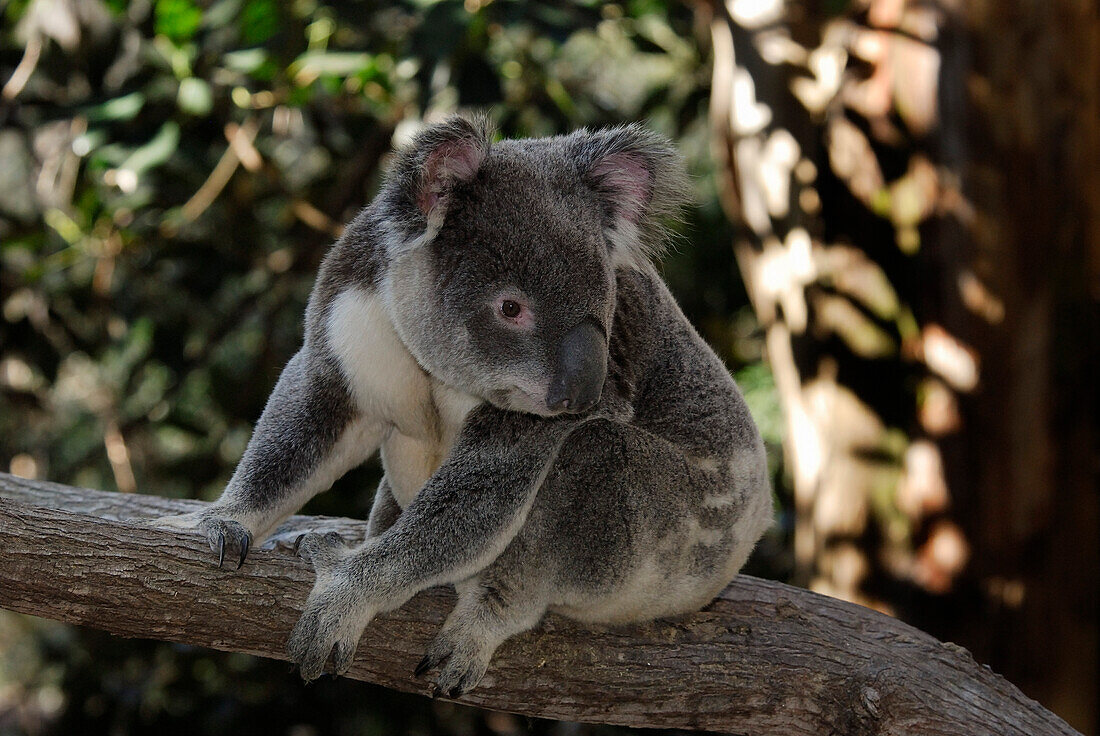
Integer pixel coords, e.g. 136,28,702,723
2,33,42,100
292,199,344,238
172,117,261,228
0,473,1078,736
101,419,135,494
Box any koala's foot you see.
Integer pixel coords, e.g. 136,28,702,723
414,580,546,698
155,512,254,569
416,628,498,699
287,532,373,682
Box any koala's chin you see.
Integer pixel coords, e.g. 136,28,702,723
497,379,603,418
495,386,559,418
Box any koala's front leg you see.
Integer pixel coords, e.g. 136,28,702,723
158,348,383,567
287,404,576,680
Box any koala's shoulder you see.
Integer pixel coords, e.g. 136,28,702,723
606,266,664,406
305,208,389,339
323,210,390,289
613,265,670,334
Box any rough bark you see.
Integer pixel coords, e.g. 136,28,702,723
0,473,1078,736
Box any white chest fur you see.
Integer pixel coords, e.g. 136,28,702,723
326,287,481,507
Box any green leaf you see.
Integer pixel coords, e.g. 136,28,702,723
222,48,269,73
288,52,373,84
3,0,33,24
240,0,279,44
84,92,146,122
120,122,180,174
155,0,203,42
736,363,783,446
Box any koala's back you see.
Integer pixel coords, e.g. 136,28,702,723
491,266,772,624
615,267,762,460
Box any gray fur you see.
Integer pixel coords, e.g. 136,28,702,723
158,116,772,694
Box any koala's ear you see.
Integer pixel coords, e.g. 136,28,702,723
575,125,691,264
384,114,493,237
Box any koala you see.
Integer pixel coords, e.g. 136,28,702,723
159,115,772,697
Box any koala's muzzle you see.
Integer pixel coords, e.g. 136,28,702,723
546,320,607,413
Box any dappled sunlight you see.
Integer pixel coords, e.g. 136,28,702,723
919,324,979,392
709,0,1098,726
727,0,784,29
897,439,949,519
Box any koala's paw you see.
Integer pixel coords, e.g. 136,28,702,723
415,631,493,699
287,532,370,682
291,530,349,567
155,512,254,569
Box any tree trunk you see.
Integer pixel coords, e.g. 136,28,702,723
0,473,1079,736
944,2,1100,730
702,0,1098,730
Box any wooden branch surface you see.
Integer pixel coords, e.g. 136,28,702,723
0,473,1079,735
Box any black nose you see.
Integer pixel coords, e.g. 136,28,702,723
546,320,607,413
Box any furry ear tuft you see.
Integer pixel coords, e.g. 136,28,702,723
590,152,653,225
380,114,494,242
575,124,691,265
418,127,489,216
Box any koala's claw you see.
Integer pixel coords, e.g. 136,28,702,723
417,634,490,698
413,646,449,679
195,518,252,569
212,526,252,569
427,681,467,700
432,663,483,700
237,533,251,569
427,667,479,700
287,606,365,682
331,641,355,676
155,512,253,569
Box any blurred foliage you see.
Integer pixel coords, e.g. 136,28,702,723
0,0,784,733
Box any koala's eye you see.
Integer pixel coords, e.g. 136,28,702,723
494,294,533,329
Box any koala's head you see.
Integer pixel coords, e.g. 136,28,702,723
376,114,689,416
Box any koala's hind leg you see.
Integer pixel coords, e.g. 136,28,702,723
416,555,549,698
365,476,402,537
539,418,771,623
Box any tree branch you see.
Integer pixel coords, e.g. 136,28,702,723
0,473,1078,735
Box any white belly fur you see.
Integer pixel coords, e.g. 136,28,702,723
327,287,481,508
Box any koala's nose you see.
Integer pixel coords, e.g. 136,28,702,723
546,319,607,413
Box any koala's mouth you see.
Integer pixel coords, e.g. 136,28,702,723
503,385,561,417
